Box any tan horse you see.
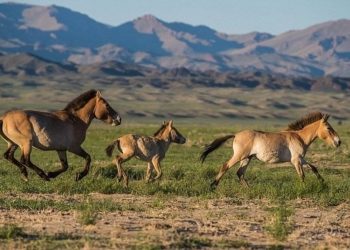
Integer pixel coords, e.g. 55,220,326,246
105,120,186,187
0,89,121,181
200,112,341,188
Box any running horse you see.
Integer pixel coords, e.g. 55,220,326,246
200,112,341,188
105,120,186,187
0,89,121,181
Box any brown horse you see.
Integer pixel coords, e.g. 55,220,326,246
105,120,186,187
0,89,121,181
200,112,340,188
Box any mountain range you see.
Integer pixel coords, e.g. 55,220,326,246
1,2,350,77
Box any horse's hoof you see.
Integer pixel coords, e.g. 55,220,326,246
75,173,81,181
47,172,57,179
43,176,50,181
38,172,50,181
21,175,29,182
210,181,218,190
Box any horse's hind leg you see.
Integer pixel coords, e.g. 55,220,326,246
47,151,68,179
113,153,133,187
3,143,28,181
211,154,240,188
237,157,252,187
20,142,50,181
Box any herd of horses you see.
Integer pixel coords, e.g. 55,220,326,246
0,89,341,188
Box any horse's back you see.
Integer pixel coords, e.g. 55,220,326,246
2,109,75,150
118,134,160,160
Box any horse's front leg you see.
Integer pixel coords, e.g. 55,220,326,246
291,156,305,182
301,159,324,182
145,162,154,183
47,151,68,179
151,156,162,181
69,147,91,181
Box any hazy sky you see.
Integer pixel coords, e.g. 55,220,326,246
2,0,350,34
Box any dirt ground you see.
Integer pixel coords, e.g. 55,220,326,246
0,193,349,249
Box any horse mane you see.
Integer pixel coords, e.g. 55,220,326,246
63,89,97,112
286,112,325,131
153,124,167,137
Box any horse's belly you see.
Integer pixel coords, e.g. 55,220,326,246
255,149,291,163
33,128,72,151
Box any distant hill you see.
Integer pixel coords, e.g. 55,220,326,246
1,2,350,77
0,52,75,76
1,52,349,91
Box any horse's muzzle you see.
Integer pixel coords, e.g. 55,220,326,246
112,116,122,126
334,137,341,147
178,138,186,144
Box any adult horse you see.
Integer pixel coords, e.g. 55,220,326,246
200,112,341,188
0,89,121,181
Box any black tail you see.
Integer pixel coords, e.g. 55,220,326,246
200,134,235,163
0,116,3,137
105,139,119,157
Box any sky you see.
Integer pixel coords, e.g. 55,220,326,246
2,0,350,35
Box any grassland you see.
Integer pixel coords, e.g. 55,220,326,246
0,74,350,248
0,121,349,248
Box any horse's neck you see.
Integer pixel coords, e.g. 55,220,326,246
73,98,96,127
296,121,320,147
155,132,171,151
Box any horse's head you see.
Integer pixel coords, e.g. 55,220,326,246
164,120,186,144
94,91,121,126
317,114,341,148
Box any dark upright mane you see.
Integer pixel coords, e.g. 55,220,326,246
286,112,325,131
153,124,166,137
63,89,97,112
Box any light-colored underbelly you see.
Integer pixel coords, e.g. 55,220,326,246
254,147,291,163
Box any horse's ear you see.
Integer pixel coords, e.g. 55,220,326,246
163,120,167,125
96,90,102,99
322,114,330,122
169,120,173,127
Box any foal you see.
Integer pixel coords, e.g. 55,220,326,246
105,120,186,187
200,112,341,188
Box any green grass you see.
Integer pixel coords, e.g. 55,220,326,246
0,121,349,248
0,196,145,213
266,203,294,241
0,224,27,239
0,122,349,206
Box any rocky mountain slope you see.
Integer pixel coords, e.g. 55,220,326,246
1,3,350,77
